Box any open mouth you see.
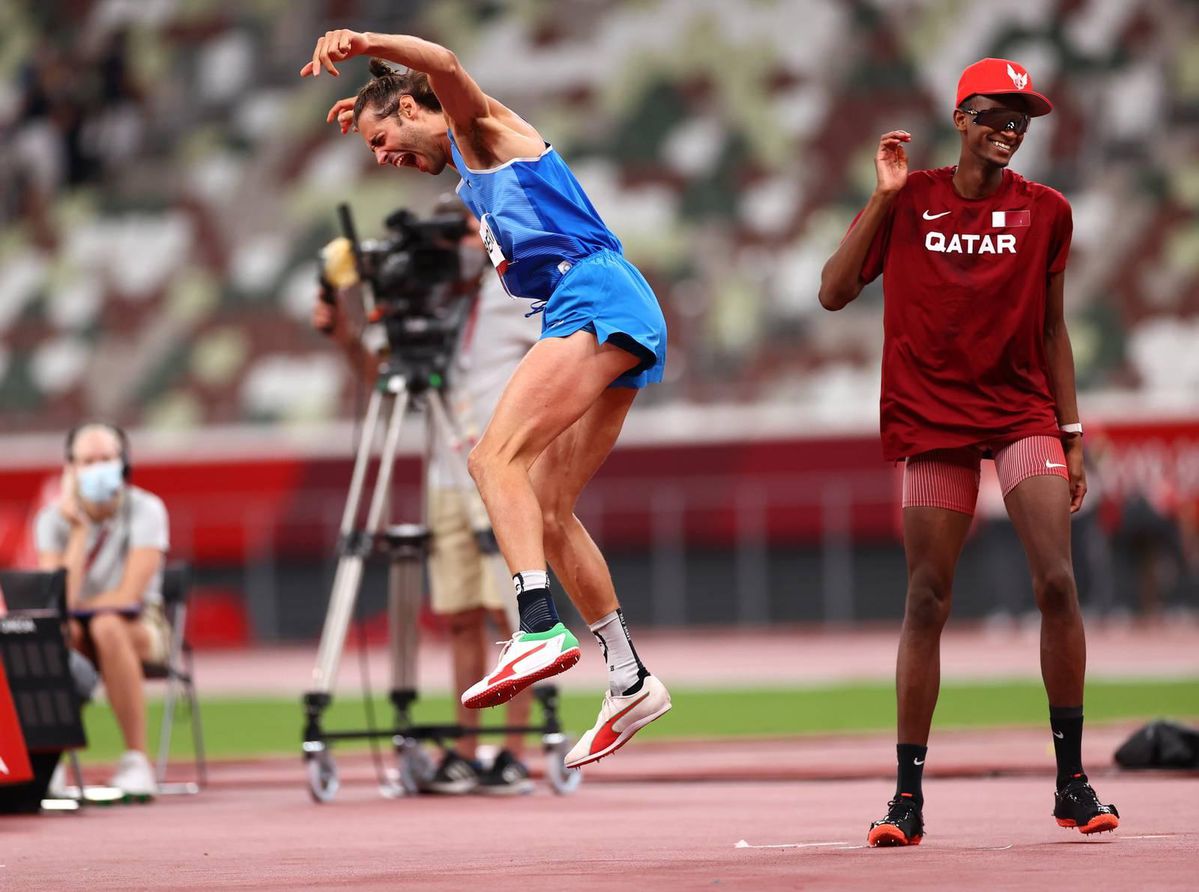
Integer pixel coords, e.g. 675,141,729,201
390,152,419,170
988,138,1014,154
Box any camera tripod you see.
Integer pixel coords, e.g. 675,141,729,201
300,354,582,802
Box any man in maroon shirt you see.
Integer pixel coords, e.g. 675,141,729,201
819,58,1119,846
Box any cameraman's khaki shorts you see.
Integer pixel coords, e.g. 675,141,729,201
427,488,508,616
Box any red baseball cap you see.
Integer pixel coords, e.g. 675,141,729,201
956,58,1053,117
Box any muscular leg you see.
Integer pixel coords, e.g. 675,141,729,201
1002,473,1113,812
1003,475,1085,706
467,331,639,574
87,613,153,753
446,607,488,759
896,507,974,745
530,387,637,623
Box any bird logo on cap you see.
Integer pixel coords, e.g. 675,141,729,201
1007,63,1029,90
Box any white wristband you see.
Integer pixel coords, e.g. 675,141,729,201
1059,422,1083,436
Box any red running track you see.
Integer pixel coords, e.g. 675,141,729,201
2,730,1196,891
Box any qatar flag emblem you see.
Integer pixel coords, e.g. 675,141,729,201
992,210,1031,228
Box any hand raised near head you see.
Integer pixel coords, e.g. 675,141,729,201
875,130,911,196
326,96,357,134
300,29,370,78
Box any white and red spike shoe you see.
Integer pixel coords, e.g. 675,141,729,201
461,623,581,709
564,676,671,768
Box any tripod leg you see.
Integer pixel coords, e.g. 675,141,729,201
388,555,421,692
339,387,386,535
425,390,516,629
365,383,410,534
310,385,410,694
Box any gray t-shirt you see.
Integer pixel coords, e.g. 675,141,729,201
34,486,170,607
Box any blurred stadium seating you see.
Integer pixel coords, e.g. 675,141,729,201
1,1,1196,637
2,0,1196,433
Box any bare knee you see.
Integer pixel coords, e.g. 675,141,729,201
446,608,486,639
467,442,492,489
904,574,953,632
88,613,131,652
1034,565,1078,618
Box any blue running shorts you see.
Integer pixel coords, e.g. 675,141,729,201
538,250,667,389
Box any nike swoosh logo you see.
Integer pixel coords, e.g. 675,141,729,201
913,758,925,765
1053,731,1064,739
488,641,549,684
590,692,651,753
1046,461,1067,469
922,210,951,220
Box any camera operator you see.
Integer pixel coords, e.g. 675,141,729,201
313,201,540,795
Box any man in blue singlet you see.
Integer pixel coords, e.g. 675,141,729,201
302,29,671,767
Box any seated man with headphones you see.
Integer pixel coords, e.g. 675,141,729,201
34,422,170,798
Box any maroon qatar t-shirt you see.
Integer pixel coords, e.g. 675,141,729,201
852,166,1073,460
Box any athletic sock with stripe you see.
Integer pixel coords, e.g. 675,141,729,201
514,571,560,633
588,609,649,696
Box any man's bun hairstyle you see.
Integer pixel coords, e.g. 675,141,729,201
367,58,397,78
353,59,441,126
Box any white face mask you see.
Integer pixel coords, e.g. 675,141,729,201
77,460,124,504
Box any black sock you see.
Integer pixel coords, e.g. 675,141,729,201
895,743,927,807
516,587,560,633
1049,705,1086,789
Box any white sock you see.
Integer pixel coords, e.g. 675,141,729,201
588,609,647,695
512,570,549,594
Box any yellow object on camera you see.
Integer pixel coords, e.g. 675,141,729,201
320,237,359,289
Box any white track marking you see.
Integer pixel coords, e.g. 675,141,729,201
735,840,851,849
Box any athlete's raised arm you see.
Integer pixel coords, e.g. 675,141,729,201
818,130,910,311
301,30,488,132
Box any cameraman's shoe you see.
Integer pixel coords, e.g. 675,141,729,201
420,751,480,795
475,750,534,796
1053,776,1119,834
461,624,581,709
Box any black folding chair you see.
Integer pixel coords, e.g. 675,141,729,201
0,567,87,806
0,568,68,615
148,562,207,792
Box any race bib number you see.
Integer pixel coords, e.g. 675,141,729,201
478,214,510,273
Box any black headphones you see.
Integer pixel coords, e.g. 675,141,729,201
64,422,132,481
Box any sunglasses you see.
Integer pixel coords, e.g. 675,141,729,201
960,106,1030,135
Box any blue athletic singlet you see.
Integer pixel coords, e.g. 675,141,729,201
449,133,620,301
448,130,667,389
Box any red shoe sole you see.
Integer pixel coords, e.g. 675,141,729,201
462,648,581,709
867,825,922,847
1056,814,1120,834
